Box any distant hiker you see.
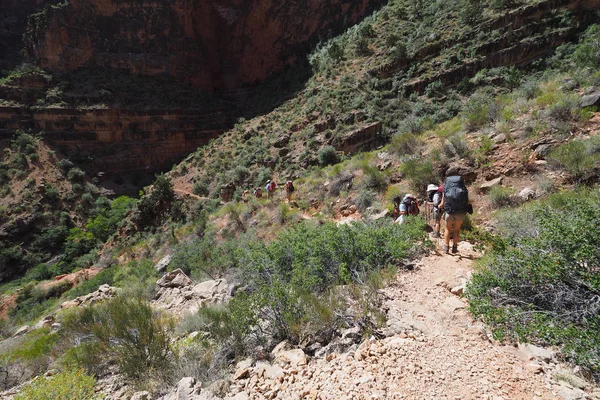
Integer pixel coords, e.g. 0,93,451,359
395,193,420,224
432,184,444,238
242,189,249,203
426,184,438,229
438,176,472,254
254,187,263,198
284,180,295,201
266,180,277,199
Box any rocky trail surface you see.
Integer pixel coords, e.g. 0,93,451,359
215,242,599,400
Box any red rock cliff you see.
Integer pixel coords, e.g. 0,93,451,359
27,0,384,90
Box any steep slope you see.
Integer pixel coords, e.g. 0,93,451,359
169,0,600,199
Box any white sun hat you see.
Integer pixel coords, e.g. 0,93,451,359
427,184,439,192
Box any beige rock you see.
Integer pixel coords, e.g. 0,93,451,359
13,325,30,337
450,285,464,296
157,269,193,288
130,391,151,400
526,363,543,374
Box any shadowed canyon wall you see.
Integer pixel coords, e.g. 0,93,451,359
25,0,385,90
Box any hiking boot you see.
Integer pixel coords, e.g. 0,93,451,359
441,244,449,254
432,231,440,238
452,244,458,254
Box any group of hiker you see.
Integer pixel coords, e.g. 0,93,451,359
241,179,295,203
393,175,472,254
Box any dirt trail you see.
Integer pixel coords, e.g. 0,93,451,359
228,242,598,400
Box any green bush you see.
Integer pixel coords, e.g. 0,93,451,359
200,219,429,353
468,189,600,380
15,368,96,400
319,146,338,166
547,137,600,182
572,24,600,68
488,186,516,208
62,296,174,382
400,159,439,195
67,168,85,182
462,93,496,131
389,133,423,156
353,188,377,212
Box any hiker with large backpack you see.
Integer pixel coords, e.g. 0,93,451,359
395,193,420,224
438,176,472,254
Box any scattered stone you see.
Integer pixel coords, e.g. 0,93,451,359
518,343,556,363
157,269,193,288
479,176,504,193
554,370,589,390
341,326,362,342
491,133,507,144
159,377,220,400
580,93,600,109
225,393,249,400
450,285,465,296
130,391,151,400
534,144,552,159
33,315,55,330
370,209,389,221
13,325,30,337
518,187,536,202
557,384,587,400
154,255,172,273
441,296,465,312
526,363,544,374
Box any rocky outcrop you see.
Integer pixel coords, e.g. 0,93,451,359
371,0,600,95
154,270,237,316
60,284,116,309
25,0,385,91
0,106,228,173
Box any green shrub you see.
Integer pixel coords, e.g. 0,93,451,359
572,24,600,68
193,181,209,197
400,159,439,195
488,186,516,208
353,188,377,212
361,163,388,193
58,159,74,172
67,168,85,182
389,133,423,156
468,189,600,379
319,146,338,166
15,368,97,400
62,296,174,382
463,93,496,131
4,328,59,363
547,137,600,182
200,219,429,353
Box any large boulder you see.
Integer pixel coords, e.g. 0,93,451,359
444,161,477,183
154,255,172,273
157,269,193,288
478,176,503,193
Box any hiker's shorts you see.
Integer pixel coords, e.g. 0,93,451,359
433,208,441,220
444,213,466,229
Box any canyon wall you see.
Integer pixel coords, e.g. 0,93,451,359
0,106,230,173
0,0,43,71
26,0,385,91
